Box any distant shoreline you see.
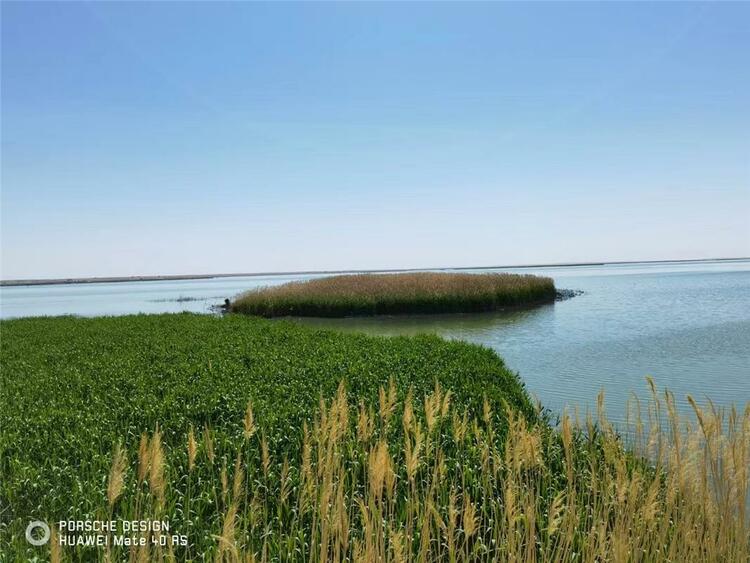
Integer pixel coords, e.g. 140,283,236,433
1,257,747,287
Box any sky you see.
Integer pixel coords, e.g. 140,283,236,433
1,2,749,280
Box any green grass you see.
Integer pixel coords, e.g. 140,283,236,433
0,313,534,559
1,314,747,561
230,272,556,317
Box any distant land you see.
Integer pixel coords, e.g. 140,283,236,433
1,257,747,287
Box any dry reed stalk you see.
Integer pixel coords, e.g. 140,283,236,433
50,524,62,563
187,425,198,472
232,452,244,500
215,502,239,563
220,458,229,505
149,425,166,507
204,425,215,465
243,400,256,441
97,380,749,561
107,442,128,507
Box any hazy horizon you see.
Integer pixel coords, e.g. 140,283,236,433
3,256,750,284
2,2,749,280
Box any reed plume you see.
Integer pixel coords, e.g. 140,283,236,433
187,425,198,472
107,442,128,507
243,400,256,441
149,425,166,507
65,380,750,561
204,424,215,464
137,433,149,483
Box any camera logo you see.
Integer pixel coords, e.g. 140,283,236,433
25,520,51,546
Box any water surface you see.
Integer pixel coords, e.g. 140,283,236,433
298,261,750,424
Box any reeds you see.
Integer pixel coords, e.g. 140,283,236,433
106,442,128,508
43,381,750,561
231,272,556,317
1,313,540,558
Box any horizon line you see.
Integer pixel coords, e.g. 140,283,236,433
1,256,748,288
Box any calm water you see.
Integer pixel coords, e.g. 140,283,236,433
2,260,748,423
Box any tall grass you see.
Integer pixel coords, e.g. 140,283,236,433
17,381,750,561
2,315,747,560
231,272,556,317
0,314,534,558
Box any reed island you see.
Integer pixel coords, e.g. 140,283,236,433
230,271,557,317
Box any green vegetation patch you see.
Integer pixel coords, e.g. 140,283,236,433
0,313,534,556
231,272,556,317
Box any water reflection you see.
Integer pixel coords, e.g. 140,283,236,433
294,303,551,339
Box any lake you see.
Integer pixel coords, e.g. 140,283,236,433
2,260,748,424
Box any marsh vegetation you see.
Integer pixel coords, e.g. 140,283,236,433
1,314,747,561
230,272,557,317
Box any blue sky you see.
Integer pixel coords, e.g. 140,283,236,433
2,2,748,279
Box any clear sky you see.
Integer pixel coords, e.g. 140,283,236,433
1,2,748,279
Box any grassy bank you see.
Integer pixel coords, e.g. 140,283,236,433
1,314,747,561
0,313,534,559
230,272,556,317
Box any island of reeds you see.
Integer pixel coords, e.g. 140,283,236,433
230,271,557,317
1,313,748,561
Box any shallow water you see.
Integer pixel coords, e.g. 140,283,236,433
2,260,748,423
